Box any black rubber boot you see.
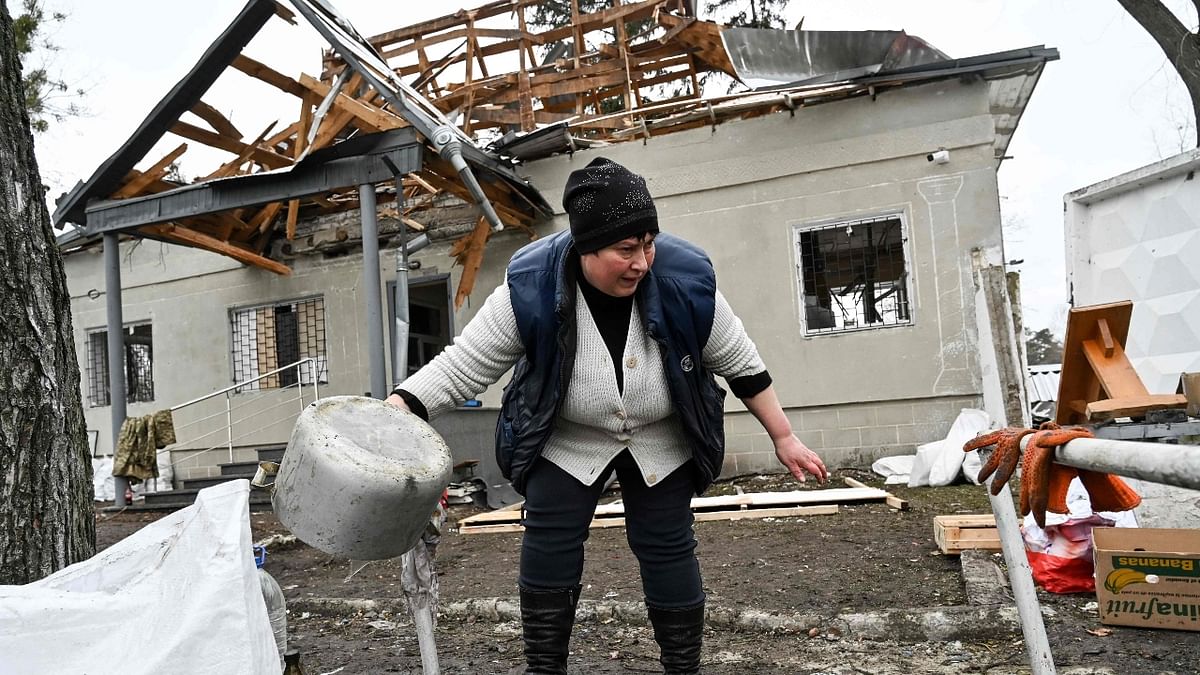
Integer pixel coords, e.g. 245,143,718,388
647,601,705,675
520,585,580,674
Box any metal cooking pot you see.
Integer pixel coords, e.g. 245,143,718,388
272,396,453,560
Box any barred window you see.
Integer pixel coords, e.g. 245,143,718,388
86,323,155,407
230,297,328,390
795,215,912,335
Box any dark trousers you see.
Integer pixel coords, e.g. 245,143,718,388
518,451,705,609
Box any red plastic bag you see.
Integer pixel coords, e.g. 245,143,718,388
1022,515,1114,594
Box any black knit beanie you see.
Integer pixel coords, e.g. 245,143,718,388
562,157,659,254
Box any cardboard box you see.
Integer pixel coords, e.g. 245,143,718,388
1093,527,1200,632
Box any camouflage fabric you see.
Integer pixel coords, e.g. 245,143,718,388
153,409,176,446
112,410,176,483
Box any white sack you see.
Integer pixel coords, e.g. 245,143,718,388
91,456,114,502
92,452,175,501
0,480,281,675
871,455,914,485
908,409,991,487
152,450,175,493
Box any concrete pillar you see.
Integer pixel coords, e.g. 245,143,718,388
104,233,130,507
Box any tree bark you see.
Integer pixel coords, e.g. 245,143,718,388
0,0,95,585
1117,0,1200,147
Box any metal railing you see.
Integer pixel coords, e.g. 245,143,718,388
159,358,323,487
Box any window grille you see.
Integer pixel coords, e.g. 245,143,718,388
86,323,155,407
795,216,912,335
230,297,328,390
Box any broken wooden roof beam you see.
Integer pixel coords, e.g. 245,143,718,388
83,128,423,236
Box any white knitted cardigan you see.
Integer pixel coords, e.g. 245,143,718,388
401,282,765,487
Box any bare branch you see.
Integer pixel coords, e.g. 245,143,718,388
1117,0,1193,67
1118,0,1200,146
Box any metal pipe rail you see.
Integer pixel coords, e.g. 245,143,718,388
992,432,1200,675
1019,435,1200,491
153,358,321,488
168,358,321,412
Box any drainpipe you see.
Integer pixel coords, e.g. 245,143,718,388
360,185,387,399
393,212,411,389
380,157,430,389
389,199,431,389
104,233,129,507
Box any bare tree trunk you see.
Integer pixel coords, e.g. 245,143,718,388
0,0,95,585
1117,0,1200,147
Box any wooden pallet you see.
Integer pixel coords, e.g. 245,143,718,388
933,514,1001,554
455,486,896,535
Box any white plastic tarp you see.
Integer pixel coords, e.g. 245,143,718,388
903,408,991,487
0,480,282,675
92,456,115,501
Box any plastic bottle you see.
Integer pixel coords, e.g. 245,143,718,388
282,649,307,675
255,546,288,665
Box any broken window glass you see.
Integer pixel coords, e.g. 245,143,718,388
796,216,912,335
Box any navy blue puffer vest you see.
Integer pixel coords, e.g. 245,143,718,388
495,230,727,495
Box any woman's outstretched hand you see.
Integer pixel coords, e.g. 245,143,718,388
773,434,828,484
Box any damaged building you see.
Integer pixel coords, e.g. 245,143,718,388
54,0,1056,506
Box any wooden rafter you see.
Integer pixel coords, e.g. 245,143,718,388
190,101,243,139
287,95,313,241
201,121,278,181
113,143,187,199
170,120,292,169
451,216,491,309
141,223,291,275
90,0,742,300
232,54,309,98
297,73,406,132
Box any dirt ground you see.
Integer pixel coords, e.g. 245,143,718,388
95,469,1200,674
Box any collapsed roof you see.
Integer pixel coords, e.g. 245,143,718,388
54,0,1056,303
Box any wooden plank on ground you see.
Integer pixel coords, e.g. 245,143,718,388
933,514,1001,555
843,476,909,510
458,504,840,535
458,487,885,529
461,487,888,523
688,487,886,510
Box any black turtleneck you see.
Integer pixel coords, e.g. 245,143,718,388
578,272,635,393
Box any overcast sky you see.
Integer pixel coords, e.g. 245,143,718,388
27,0,1199,335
